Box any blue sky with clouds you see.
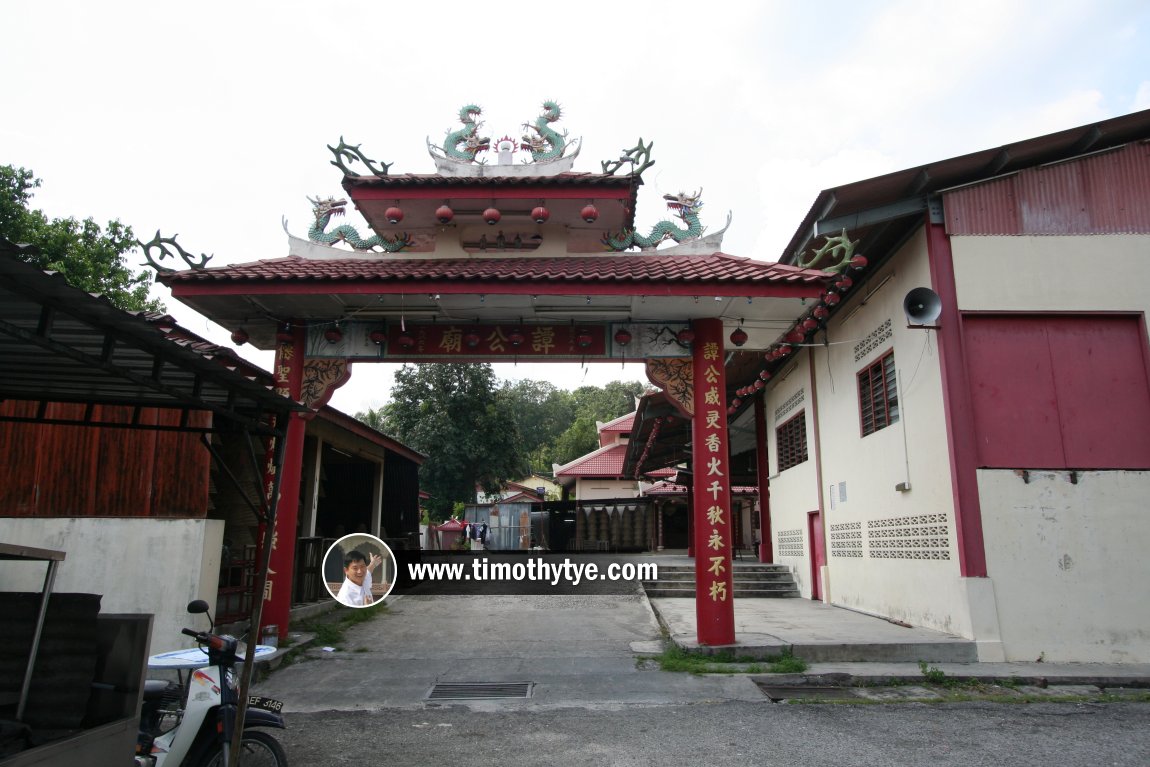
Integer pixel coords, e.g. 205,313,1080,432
5,1,1149,414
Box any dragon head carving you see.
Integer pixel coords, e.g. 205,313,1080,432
663,189,703,220
308,196,348,222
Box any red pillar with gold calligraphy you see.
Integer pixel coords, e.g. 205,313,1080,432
261,325,308,642
691,318,736,645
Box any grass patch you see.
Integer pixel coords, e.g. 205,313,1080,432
654,645,807,674
284,604,388,657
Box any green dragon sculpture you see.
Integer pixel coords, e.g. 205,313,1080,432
603,190,706,251
796,230,858,273
442,105,491,162
307,197,412,252
520,100,568,162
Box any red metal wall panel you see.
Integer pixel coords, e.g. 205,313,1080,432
963,314,1150,469
965,317,1065,467
945,142,1150,235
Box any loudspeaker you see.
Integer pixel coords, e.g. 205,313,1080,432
903,287,942,326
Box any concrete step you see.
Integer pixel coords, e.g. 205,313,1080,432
651,571,796,584
643,561,802,598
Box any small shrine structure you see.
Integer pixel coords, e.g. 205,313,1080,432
156,102,834,646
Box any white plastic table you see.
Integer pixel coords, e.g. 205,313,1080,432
147,644,278,669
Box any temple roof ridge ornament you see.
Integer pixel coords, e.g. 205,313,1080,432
602,189,732,253
427,102,582,178
328,136,393,178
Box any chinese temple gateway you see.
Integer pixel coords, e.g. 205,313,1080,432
156,102,837,645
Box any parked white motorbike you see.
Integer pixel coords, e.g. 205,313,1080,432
134,600,287,767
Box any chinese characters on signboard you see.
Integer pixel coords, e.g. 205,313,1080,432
694,335,734,608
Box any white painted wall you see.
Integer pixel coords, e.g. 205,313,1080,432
758,228,1150,660
575,479,640,501
1,518,224,655
762,352,819,597
951,231,1150,661
979,469,1150,662
952,234,1150,315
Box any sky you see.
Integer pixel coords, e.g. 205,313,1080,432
5,1,1149,416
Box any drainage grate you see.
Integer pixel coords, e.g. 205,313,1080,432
427,682,534,700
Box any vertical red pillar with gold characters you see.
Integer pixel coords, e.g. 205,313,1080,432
691,318,736,645
261,325,308,642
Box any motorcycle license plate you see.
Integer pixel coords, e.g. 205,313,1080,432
248,695,284,713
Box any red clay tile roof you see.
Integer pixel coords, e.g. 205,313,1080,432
554,443,629,477
159,254,829,289
599,412,636,432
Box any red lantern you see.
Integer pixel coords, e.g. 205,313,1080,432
464,332,482,348
324,326,343,344
825,292,841,306
802,317,819,332
397,333,415,350
435,205,454,224
835,276,853,292
676,328,695,345
275,324,293,344
613,328,633,346
508,329,526,347
369,329,387,345
576,329,593,348
230,328,249,345
754,379,765,391
730,398,742,410
531,206,550,224
778,344,793,356
813,305,830,320
580,204,599,223
730,327,748,347
785,329,805,344
850,255,868,270
385,206,404,224
759,370,772,381
483,207,501,225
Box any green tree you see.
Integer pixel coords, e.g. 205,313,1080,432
380,363,526,520
550,415,600,467
0,165,161,312
549,380,647,465
500,379,574,473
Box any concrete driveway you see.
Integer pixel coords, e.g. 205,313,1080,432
253,592,764,711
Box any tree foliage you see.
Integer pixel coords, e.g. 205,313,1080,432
359,370,647,516
0,165,161,312
375,363,527,519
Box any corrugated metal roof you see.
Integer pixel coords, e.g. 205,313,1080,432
781,108,1150,262
945,142,1150,235
0,241,305,436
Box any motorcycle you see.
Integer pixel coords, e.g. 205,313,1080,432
135,600,288,767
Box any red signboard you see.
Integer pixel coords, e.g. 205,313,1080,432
387,324,606,358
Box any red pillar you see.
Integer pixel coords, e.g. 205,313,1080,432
691,318,736,646
261,326,308,642
926,219,988,577
754,392,773,563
